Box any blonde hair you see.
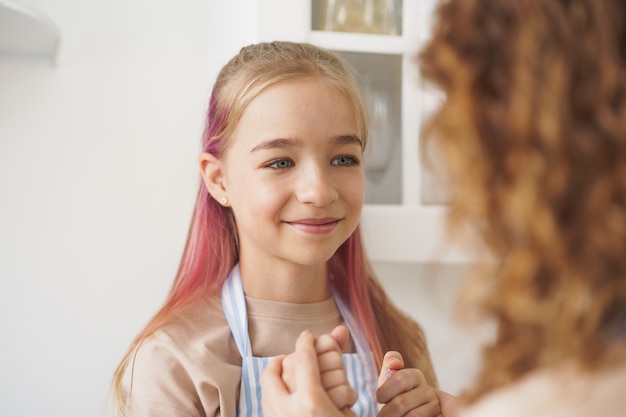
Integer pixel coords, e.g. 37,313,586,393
210,41,369,156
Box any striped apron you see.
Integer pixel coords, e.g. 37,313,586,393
221,264,378,417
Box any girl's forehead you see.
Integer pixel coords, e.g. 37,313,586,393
242,80,353,120
220,80,359,153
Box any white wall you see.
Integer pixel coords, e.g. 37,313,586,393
0,2,482,417
0,1,258,416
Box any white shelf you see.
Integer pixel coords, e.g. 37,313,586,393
0,0,60,63
308,31,405,55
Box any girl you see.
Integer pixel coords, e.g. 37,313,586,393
112,41,438,417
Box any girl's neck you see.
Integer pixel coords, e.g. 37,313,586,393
238,259,331,303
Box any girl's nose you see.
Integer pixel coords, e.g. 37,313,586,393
295,166,338,207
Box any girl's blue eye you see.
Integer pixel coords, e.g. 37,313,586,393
332,155,359,167
267,159,293,169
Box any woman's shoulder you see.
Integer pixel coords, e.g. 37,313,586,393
460,362,626,417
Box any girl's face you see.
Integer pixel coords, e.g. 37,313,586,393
203,77,364,272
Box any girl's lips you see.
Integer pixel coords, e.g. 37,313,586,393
287,218,340,234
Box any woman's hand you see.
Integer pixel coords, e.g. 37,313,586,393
376,351,442,417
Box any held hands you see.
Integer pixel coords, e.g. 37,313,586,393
260,327,452,417
260,326,357,417
281,326,358,413
376,351,442,417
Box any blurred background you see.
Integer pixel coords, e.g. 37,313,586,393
0,1,486,416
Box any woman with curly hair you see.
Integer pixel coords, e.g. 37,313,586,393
261,1,626,416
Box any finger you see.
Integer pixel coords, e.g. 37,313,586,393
293,329,323,389
377,367,427,404
378,370,439,417
377,351,404,388
330,324,350,351
260,354,288,396
378,394,440,417
321,368,350,390
434,388,460,417
327,383,359,411
317,349,345,374
340,407,358,417
316,333,342,355
281,352,297,392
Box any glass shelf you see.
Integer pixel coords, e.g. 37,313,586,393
336,50,402,205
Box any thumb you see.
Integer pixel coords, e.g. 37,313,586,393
377,351,404,388
293,330,323,388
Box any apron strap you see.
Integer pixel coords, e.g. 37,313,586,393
333,292,378,417
332,292,370,355
221,265,251,357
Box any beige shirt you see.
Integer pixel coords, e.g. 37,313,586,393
460,362,626,417
120,294,350,417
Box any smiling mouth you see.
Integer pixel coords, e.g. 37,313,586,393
286,218,341,234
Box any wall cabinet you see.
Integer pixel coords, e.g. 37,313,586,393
0,0,60,64
256,0,471,263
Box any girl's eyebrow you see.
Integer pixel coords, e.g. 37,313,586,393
337,135,363,148
250,135,362,153
251,138,300,152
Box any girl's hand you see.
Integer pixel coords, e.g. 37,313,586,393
314,325,357,411
261,330,356,417
376,351,441,417
435,388,462,417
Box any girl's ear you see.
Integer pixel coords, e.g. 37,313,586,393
199,152,227,202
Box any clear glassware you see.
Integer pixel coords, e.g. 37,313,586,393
363,80,397,185
313,0,402,35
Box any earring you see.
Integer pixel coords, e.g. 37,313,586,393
220,196,228,205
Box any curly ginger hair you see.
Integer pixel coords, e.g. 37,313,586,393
419,0,626,402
